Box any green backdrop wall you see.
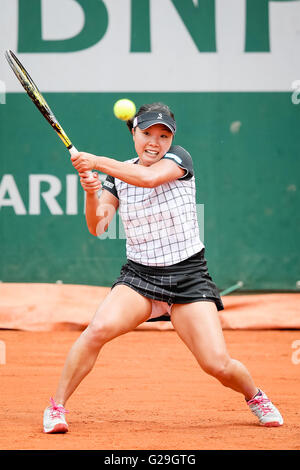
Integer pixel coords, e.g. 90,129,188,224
1,0,300,291
1,92,299,291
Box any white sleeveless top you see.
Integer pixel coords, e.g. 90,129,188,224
102,145,204,267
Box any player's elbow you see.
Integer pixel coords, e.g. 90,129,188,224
87,225,98,237
86,220,103,237
88,204,115,236
94,218,111,237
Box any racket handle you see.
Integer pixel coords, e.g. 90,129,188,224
69,145,93,181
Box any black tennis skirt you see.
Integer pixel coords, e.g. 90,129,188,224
111,249,224,311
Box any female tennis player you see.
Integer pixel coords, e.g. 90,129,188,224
43,102,283,433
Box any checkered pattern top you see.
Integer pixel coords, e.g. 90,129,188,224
102,145,204,267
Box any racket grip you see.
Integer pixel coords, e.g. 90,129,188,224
69,145,93,181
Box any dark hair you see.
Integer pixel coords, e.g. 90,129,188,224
126,102,175,133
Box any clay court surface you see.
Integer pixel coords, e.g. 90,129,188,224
0,285,300,450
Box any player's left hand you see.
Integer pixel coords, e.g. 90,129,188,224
71,152,97,173
80,172,102,194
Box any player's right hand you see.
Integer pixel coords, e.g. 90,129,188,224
80,172,102,194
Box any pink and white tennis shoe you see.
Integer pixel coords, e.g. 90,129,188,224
43,397,69,434
247,389,283,427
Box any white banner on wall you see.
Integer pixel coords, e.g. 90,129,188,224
0,0,300,92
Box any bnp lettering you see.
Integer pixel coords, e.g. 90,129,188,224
17,0,294,54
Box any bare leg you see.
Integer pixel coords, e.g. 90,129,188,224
171,302,258,400
54,285,152,406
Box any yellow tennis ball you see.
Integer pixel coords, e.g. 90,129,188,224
113,99,136,121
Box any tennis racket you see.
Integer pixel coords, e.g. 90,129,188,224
5,50,92,180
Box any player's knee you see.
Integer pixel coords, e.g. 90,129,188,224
201,353,231,380
85,320,115,346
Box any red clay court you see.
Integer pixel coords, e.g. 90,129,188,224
0,284,299,450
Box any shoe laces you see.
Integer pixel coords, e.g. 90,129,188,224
49,397,69,419
247,396,273,415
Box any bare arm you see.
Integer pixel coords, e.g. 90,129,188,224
72,153,185,188
80,173,119,236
